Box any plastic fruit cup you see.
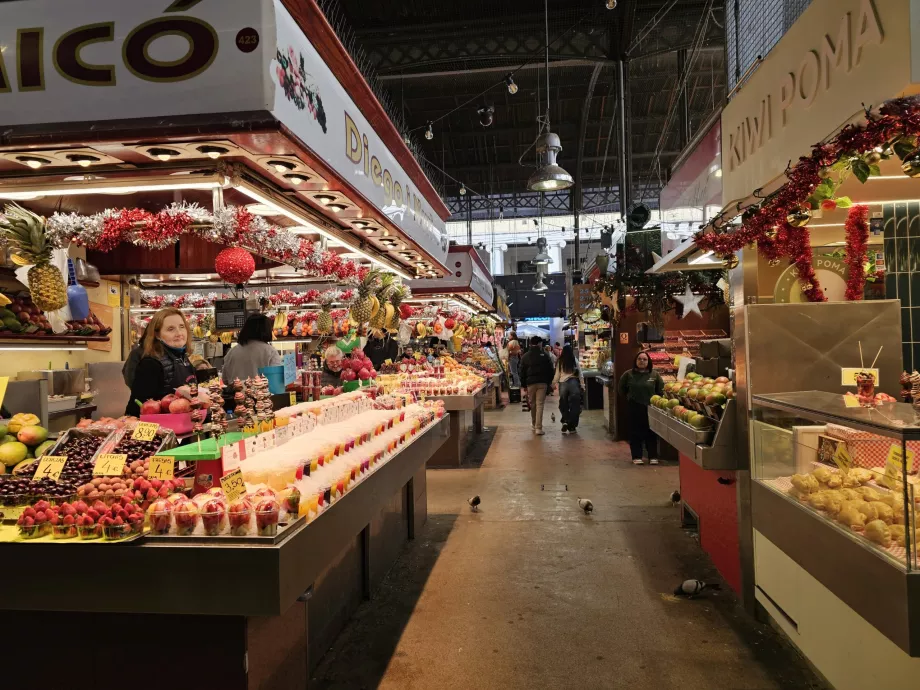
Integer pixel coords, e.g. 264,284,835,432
18,523,42,540
78,524,102,540
148,511,172,535
200,511,226,536
227,502,252,536
103,523,130,540
255,507,280,536
52,523,78,540
50,493,78,507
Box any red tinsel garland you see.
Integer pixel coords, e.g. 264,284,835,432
98,208,152,252
696,94,920,302
844,205,870,301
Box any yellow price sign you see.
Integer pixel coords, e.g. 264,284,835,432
843,395,861,408
93,453,127,476
289,391,297,406
148,456,175,481
220,468,246,503
885,445,913,480
384,358,393,365
132,422,160,441
833,444,852,473
33,455,67,482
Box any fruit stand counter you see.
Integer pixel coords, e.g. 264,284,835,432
0,416,450,690
426,385,490,468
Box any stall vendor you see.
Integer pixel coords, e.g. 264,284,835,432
125,308,195,416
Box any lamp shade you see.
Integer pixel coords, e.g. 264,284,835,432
526,132,573,192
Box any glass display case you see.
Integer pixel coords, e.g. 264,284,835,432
752,391,919,571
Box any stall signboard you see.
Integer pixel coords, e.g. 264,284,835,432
0,0,272,126
270,1,449,266
282,353,296,386
721,0,912,202
573,284,594,315
406,246,494,306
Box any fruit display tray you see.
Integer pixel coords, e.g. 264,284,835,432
0,333,111,342
142,515,306,545
47,427,116,464
96,426,178,458
1,524,145,544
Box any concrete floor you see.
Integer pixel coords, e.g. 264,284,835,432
312,405,825,690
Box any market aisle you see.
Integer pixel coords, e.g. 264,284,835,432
312,406,823,690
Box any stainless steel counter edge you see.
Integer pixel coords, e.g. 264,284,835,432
752,480,920,656
0,415,451,618
429,388,488,411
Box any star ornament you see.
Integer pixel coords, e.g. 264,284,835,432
673,285,704,319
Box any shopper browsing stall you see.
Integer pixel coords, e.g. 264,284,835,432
618,351,664,465
125,308,195,416
221,314,281,383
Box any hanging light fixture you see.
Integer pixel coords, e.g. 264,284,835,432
478,105,494,127
459,184,467,196
505,75,518,95
424,122,434,140
531,236,552,267
532,271,548,292
527,0,574,193
606,0,617,9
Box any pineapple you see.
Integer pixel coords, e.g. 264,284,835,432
316,293,335,335
368,274,395,331
0,203,67,312
348,268,381,325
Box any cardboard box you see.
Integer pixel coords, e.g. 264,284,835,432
694,357,730,378
699,338,732,358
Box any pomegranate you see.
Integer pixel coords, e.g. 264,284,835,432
444,318,456,330
340,368,356,382
169,397,192,414
349,358,364,372
139,399,161,416
160,393,177,413
358,367,371,380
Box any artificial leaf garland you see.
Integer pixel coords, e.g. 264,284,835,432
696,94,920,302
844,205,870,301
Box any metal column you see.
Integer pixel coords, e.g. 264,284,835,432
466,195,473,245
617,60,631,218
677,48,691,150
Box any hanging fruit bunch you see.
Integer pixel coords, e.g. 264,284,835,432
368,273,395,336
387,285,410,334
348,268,381,325
316,291,336,335
0,204,67,312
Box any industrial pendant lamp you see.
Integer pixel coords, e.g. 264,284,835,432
527,0,573,193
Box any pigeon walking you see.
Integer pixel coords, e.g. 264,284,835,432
674,579,720,598
468,495,481,512
577,498,594,514
670,490,681,507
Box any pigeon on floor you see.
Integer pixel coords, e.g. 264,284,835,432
674,579,721,598
551,413,556,422
577,498,594,514
670,490,681,506
468,495,481,512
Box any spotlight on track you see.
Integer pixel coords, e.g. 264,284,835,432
606,0,617,9
478,105,494,128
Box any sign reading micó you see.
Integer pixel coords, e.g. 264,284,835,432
0,0,270,125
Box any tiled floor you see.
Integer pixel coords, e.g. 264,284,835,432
312,405,824,689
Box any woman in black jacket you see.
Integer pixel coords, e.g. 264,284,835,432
125,308,195,416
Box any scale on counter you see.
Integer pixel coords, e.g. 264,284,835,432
214,298,248,331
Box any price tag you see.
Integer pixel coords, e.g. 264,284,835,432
276,425,291,445
132,422,160,441
843,395,861,408
289,391,297,406
244,435,259,457
384,359,393,365
94,454,127,476
885,444,913,479
841,367,879,386
833,444,852,472
220,468,246,503
33,455,67,482
148,456,175,481
221,443,241,471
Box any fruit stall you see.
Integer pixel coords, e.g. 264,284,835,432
0,390,451,689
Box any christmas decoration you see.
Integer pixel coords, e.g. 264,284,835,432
786,208,811,228
673,285,704,319
215,247,256,285
695,94,920,302
844,205,870,301
721,253,739,270
45,202,365,282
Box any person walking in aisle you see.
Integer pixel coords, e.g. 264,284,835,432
552,344,584,434
507,338,522,387
519,335,554,435
618,351,664,464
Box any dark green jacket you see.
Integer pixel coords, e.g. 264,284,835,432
618,368,664,405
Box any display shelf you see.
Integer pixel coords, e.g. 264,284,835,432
0,333,111,343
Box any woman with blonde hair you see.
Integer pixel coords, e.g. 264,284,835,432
125,308,195,416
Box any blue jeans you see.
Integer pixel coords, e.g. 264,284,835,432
509,356,520,387
559,378,582,429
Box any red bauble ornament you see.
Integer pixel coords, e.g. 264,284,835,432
215,247,256,285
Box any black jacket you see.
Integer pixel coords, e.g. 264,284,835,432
125,349,195,416
519,345,554,387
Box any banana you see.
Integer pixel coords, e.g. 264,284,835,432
0,293,10,307
369,295,380,319
193,325,203,338
221,332,232,344
454,323,466,337
383,303,395,328
417,322,427,337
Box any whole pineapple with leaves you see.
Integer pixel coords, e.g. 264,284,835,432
348,268,381,325
316,292,335,335
386,284,408,333
368,273,395,331
0,203,67,311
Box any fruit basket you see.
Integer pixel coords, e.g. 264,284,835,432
96,426,178,461
47,427,116,475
